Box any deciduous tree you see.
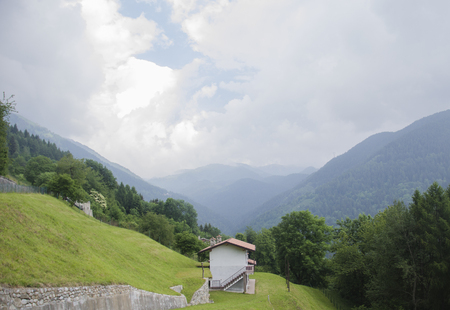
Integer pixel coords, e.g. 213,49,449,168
138,212,174,247
330,214,373,306
56,154,87,186
175,231,202,257
24,155,56,185
253,228,278,273
272,210,332,288
235,232,246,242
47,173,86,202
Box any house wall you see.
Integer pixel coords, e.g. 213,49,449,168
75,201,93,217
210,245,247,282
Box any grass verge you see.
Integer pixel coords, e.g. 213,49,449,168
197,273,336,310
0,193,205,300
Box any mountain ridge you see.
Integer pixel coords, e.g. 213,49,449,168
241,109,450,231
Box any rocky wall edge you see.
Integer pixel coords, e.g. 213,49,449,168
188,279,211,306
0,284,188,310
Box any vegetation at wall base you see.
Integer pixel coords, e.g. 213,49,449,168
0,193,209,302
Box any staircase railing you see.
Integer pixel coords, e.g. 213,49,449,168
210,265,254,289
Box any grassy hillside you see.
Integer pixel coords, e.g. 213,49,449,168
0,193,206,300
0,193,336,309
198,273,335,310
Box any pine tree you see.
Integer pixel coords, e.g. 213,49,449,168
8,135,19,158
11,124,18,134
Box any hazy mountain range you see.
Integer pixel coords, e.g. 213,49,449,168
241,109,450,231
9,114,314,234
148,164,315,233
11,109,450,234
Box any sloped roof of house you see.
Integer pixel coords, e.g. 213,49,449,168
198,238,256,254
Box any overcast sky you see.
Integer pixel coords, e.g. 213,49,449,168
1,0,449,178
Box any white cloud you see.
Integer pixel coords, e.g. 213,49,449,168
195,84,217,99
75,0,179,126
113,58,175,117
109,0,446,177
0,0,103,137
84,0,450,177
3,0,450,178
80,0,159,66
136,0,158,3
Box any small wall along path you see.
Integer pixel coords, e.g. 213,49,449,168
0,280,211,310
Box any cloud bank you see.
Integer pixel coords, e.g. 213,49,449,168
2,0,450,177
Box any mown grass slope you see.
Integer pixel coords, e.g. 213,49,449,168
199,273,335,310
0,193,335,309
0,193,207,300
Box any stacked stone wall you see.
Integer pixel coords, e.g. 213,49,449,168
0,285,188,310
0,176,16,185
188,279,210,306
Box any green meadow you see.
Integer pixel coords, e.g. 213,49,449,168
0,193,205,301
0,193,335,309
200,273,335,310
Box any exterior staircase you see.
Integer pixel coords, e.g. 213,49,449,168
210,266,254,291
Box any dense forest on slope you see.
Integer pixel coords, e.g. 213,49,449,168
8,124,69,160
244,110,450,230
242,182,450,310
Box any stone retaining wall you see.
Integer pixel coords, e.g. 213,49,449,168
188,279,210,306
0,285,187,310
0,279,213,310
0,176,15,185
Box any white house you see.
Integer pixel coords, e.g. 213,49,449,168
198,237,255,293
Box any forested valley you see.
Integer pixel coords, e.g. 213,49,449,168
2,95,450,310
6,124,449,309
